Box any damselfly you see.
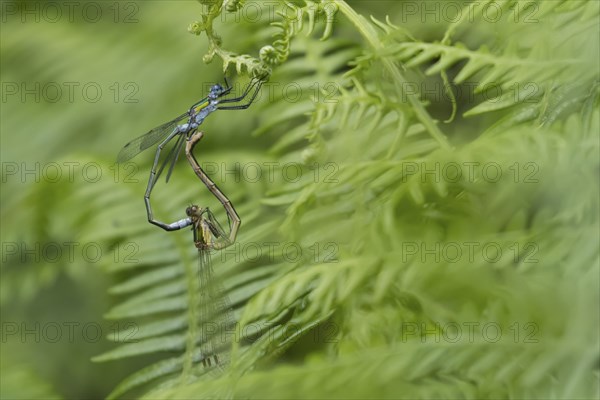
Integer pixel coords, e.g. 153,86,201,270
186,205,235,372
117,78,262,231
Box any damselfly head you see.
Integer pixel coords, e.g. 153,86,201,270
208,83,233,100
186,205,200,217
209,83,226,99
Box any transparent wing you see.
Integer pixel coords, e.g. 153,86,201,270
197,212,234,373
117,113,188,163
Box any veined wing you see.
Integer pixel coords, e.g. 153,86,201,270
117,112,188,163
197,212,235,372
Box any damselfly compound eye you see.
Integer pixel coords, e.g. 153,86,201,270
211,84,224,95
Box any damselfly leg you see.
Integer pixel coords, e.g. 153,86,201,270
219,80,263,110
143,129,189,231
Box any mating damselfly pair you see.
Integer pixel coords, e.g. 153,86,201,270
117,78,263,372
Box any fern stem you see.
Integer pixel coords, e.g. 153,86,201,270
333,1,451,150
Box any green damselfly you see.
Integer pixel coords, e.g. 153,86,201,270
186,204,235,372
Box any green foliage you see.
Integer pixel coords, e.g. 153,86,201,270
187,0,338,79
1,348,62,400
1,1,598,399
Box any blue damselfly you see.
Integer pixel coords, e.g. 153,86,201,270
117,79,262,232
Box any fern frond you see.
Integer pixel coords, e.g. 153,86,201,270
6,149,284,398
260,0,339,66
254,35,361,151
393,40,594,117
3,1,598,398
443,0,598,42
156,337,600,399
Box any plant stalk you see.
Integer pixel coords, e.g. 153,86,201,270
333,0,451,150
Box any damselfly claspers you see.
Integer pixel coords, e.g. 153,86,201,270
117,78,262,231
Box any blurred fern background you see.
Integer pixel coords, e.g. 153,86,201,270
1,0,599,399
